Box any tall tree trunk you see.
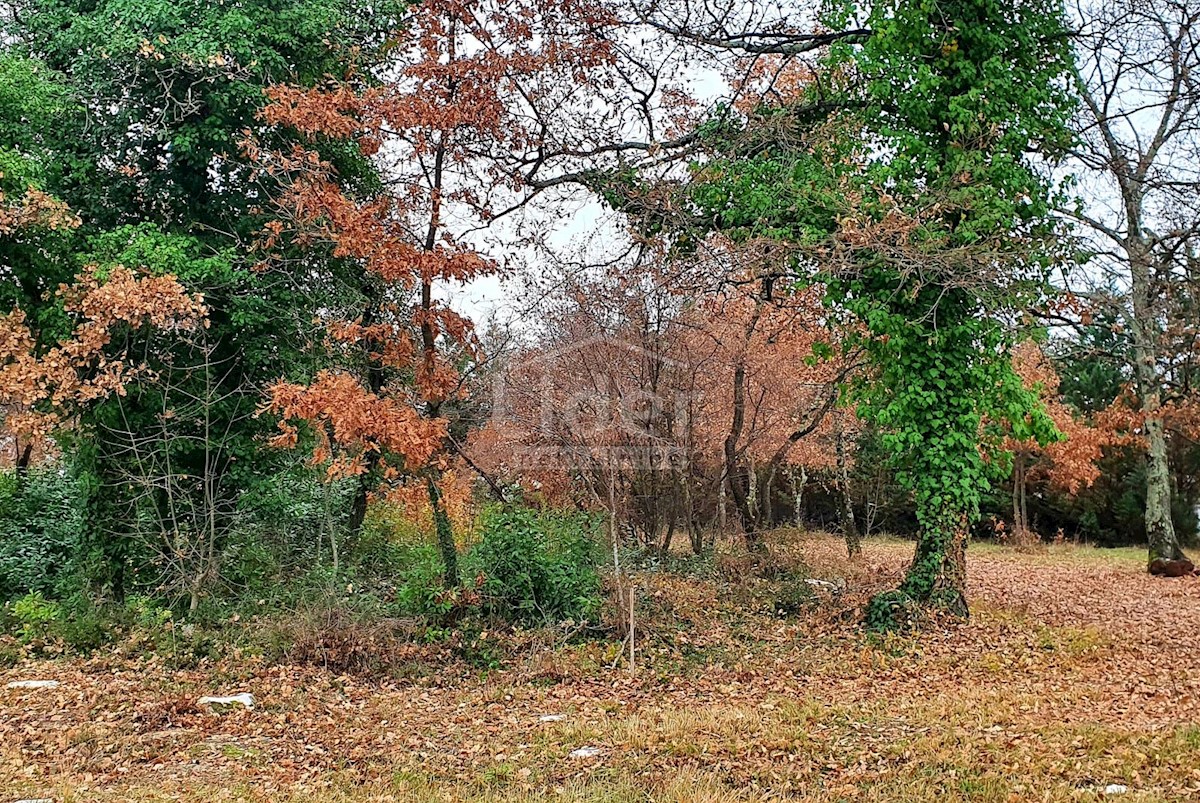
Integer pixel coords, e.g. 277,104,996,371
835,412,860,559
762,465,775,529
1011,451,1023,536
723,359,764,551
427,477,459,588
907,512,969,614
347,284,385,539
1129,242,1190,570
1011,451,1031,543
790,465,807,526
717,474,727,532
1020,464,1029,539
346,471,372,538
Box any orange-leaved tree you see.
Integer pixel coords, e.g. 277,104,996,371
2,182,207,469
468,245,860,556
254,0,613,586
1003,341,1116,542
1,265,207,468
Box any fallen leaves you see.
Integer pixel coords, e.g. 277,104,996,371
2,535,1198,801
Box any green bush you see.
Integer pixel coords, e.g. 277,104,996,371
0,467,86,600
9,591,60,644
469,506,602,626
51,594,111,652
392,542,463,617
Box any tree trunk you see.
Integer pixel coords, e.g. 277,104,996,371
747,457,759,524
347,282,385,540
717,474,727,531
1011,452,1022,536
1011,451,1031,543
14,442,33,475
867,509,969,629
1146,414,1186,564
790,465,807,526
1020,465,1028,539
427,477,459,588
835,412,860,559
347,475,370,538
681,458,704,555
1129,242,1190,570
907,513,968,614
723,359,764,551
762,466,775,529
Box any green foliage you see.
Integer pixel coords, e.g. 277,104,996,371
0,468,86,600
1,0,404,603
1049,320,1130,414
825,0,1074,523
7,0,403,229
637,0,1076,629
8,591,60,644
829,0,1075,235
0,53,71,189
0,52,82,344
470,507,603,626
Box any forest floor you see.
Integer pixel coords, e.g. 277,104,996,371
3,532,1199,802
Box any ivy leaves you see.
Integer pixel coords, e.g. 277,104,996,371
664,0,1074,626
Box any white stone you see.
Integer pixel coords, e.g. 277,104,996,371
804,579,845,592
568,746,601,759
5,680,59,690
198,693,255,710
539,714,567,722
1103,785,1129,795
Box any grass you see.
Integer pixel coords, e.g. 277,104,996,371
970,539,1148,565
3,532,1199,801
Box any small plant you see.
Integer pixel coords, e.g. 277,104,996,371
10,591,61,645
772,580,817,618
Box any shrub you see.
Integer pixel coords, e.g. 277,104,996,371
470,506,602,626
0,467,86,600
52,594,111,652
9,591,60,644
261,596,430,675
392,543,476,619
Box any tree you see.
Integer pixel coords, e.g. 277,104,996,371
470,266,695,551
469,244,854,556
611,0,1074,626
824,0,1073,626
1060,0,1200,574
2,0,401,599
1004,341,1113,541
0,53,84,469
257,0,611,585
0,265,207,468
687,257,851,552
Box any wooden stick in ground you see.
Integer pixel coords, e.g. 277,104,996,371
628,586,635,673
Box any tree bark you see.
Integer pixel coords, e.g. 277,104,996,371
724,357,765,551
907,512,969,615
1128,242,1189,568
835,411,860,559
717,473,727,531
427,477,460,588
790,465,807,526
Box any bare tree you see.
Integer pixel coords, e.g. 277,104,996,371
97,331,253,610
1063,0,1200,573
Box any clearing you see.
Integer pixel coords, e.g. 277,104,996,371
3,533,1199,802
